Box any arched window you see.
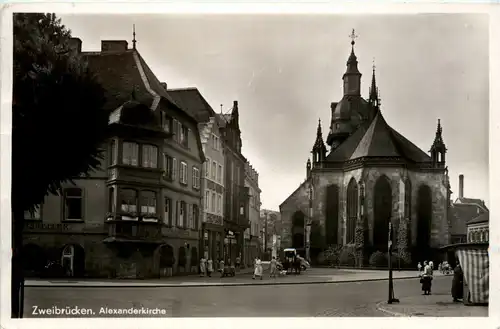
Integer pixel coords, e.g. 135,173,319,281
346,178,358,244
416,185,432,251
404,179,412,219
292,211,305,249
373,176,392,251
325,184,339,245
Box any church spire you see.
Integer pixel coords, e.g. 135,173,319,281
343,29,362,96
132,24,137,50
430,119,447,168
369,59,380,109
312,118,327,165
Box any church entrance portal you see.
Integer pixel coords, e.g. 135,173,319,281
292,211,305,249
373,176,392,252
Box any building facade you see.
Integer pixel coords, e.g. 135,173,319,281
168,88,226,265
448,174,489,244
244,162,261,267
280,35,451,266
467,213,489,243
217,102,250,265
22,39,206,278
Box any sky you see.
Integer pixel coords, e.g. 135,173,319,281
58,13,489,211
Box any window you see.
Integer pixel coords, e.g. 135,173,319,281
109,139,116,165
192,167,200,189
205,191,210,210
213,135,220,151
211,192,216,212
164,154,174,180
173,119,181,142
211,161,217,180
142,145,158,168
217,164,223,184
172,158,177,181
63,188,83,221
217,194,222,214
140,191,157,216
180,126,189,147
122,142,139,166
180,161,188,184
205,158,210,177
178,201,186,228
162,113,172,133
120,189,138,213
24,205,42,220
164,197,171,226
108,187,115,213
193,205,199,230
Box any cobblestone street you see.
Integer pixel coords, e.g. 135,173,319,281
24,275,459,317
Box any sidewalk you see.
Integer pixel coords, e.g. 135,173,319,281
376,294,488,317
25,268,448,288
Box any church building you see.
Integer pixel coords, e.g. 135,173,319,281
279,31,451,266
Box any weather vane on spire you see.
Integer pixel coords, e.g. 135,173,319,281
349,29,358,46
132,24,137,50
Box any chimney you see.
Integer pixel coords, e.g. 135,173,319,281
68,37,82,54
101,40,128,53
459,174,464,199
160,82,167,89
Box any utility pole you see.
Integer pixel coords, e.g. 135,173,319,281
388,222,400,304
264,211,268,258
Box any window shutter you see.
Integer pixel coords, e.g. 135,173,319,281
187,204,192,229
172,158,177,180
187,128,191,148
173,119,179,142
175,201,179,227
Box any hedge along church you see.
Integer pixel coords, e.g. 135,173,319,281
279,30,451,266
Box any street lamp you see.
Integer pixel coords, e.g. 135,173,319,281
387,222,399,304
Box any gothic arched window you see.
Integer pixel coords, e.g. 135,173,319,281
346,178,358,244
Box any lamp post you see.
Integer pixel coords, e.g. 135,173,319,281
387,222,399,304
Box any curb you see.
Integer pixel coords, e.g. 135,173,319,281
375,301,407,317
25,275,420,288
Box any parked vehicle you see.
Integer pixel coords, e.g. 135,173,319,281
283,248,301,275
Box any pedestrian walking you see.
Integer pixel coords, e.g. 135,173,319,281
452,261,464,302
207,258,213,277
253,257,263,280
270,256,277,278
429,260,434,275
236,254,241,270
199,256,207,277
219,259,225,277
417,262,422,276
420,260,433,295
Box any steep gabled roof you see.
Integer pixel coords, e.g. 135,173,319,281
168,87,216,123
84,50,180,113
326,111,432,163
450,203,485,235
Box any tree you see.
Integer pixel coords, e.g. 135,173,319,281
12,13,108,317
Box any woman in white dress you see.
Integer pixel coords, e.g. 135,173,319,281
253,257,263,280
199,257,206,277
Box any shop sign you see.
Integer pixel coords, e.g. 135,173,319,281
25,222,70,231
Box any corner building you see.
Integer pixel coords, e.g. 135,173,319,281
22,39,205,279
280,36,451,266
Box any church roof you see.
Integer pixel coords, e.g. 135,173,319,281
326,110,432,163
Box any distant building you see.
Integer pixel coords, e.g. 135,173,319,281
168,88,225,263
244,162,261,266
467,212,489,243
448,174,488,244
23,39,206,278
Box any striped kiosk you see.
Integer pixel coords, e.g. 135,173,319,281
440,243,489,306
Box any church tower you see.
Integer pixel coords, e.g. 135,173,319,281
312,119,327,167
327,29,367,150
430,119,447,168
343,29,362,96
